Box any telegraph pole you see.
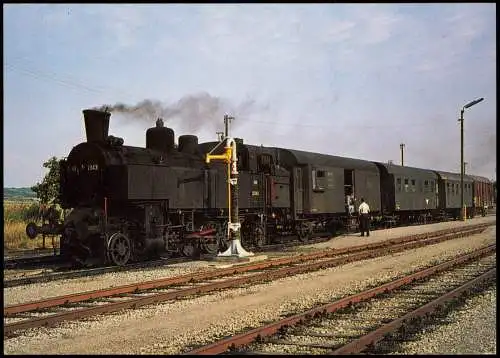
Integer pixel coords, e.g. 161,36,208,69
224,114,234,138
400,143,405,166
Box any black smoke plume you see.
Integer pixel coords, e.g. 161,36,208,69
94,92,265,133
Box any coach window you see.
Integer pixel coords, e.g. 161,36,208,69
404,178,409,192
411,179,416,192
314,170,325,191
396,178,402,192
424,180,429,193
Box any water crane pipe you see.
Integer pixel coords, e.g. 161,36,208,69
205,137,253,258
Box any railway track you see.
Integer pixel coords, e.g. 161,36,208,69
3,256,195,288
183,245,496,355
3,235,330,288
3,254,63,270
4,247,59,259
3,222,492,337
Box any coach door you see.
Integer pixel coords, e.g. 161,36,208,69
344,169,355,212
293,167,303,217
435,180,440,207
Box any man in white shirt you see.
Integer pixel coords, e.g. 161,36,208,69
358,198,370,237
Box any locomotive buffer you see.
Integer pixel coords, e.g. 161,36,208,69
206,137,254,258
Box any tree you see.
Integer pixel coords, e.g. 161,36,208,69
31,156,61,205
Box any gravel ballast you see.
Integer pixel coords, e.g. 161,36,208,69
4,223,495,355
393,285,497,354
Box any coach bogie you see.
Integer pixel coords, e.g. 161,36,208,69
295,221,313,242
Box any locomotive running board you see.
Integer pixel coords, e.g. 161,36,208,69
218,239,254,258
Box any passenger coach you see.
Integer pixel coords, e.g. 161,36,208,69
374,163,439,224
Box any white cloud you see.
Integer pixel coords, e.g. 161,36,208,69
321,20,356,43
356,9,402,45
103,6,146,49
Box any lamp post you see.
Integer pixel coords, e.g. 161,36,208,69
459,97,484,221
400,143,405,166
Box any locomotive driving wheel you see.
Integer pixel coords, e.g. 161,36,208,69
296,221,312,243
107,233,131,266
199,222,219,255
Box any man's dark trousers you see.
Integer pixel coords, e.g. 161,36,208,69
360,214,370,236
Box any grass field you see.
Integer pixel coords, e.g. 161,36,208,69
4,200,59,250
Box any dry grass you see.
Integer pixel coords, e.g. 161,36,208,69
3,200,59,250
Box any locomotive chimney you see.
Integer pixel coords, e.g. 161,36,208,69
83,109,110,142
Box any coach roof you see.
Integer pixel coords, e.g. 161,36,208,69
466,175,492,183
276,148,379,173
375,162,439,179
434,170,473,183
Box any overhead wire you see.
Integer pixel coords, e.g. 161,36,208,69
4,62,494,131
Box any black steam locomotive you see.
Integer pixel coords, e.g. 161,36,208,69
27,109,493,266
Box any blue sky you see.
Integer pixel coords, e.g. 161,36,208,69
4,3,496,187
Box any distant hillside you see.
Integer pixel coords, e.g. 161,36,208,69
4,187,37,201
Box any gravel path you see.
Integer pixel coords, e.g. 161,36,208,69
297,215,495,251
4,224,495,355
393,285,496,354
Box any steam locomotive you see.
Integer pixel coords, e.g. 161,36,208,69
26,109,495,266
